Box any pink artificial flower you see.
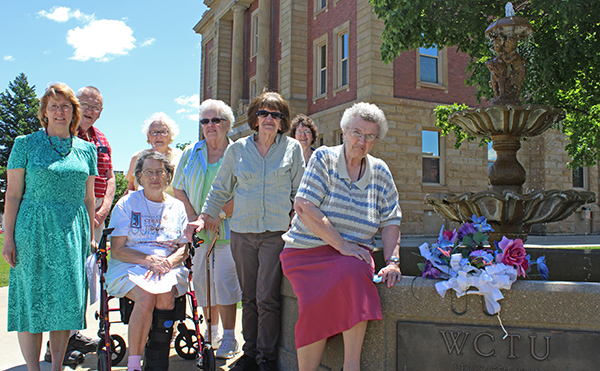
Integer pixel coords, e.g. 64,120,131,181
497,237,529,277
442,229,458,243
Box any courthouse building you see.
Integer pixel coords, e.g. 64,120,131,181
193,0,599,236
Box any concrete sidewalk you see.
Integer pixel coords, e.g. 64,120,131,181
0,290,243,371
1,234,598,370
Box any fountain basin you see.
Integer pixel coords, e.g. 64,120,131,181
448,104,565,138
425,190,596,243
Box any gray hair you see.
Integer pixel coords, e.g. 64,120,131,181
142,112,180,140
340,102,388,140
134,149,175,186
199,99,234,133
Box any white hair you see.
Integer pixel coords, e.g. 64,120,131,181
199,99,234,133
142,112,180,140
340,102,388,140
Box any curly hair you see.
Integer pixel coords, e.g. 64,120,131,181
290,114,318,145
340,102,388,140
134,149,175,186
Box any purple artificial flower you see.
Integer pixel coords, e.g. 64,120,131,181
458,222,477,239
422,260,442,279
537,256,550,280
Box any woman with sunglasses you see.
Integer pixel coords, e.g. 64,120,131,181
3,82,98,370
172,99,242,359
125,112,183,196
186,91,304,371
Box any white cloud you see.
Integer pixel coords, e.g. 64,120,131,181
67,20,136,62
174,94,200,108
174,95,200,122
4,55,15,61
141,38,156,47
38,7,94,23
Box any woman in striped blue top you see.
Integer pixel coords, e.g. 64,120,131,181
281,102,403,371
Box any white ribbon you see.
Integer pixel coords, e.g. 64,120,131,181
434,256,518,314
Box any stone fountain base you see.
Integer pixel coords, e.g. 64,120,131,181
425,189,596,244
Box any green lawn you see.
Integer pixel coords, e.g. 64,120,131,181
0,234,9,287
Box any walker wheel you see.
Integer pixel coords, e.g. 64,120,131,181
98,334,127,366
201,343,216,371
175,329,199,360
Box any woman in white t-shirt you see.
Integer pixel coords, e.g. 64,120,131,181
106,150,188,371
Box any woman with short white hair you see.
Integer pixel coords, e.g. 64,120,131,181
281,102,402,371
125,112,183,196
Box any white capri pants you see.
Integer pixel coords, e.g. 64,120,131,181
192,242,242,307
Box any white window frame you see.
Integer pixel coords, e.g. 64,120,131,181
314,0,328,17
313,34,328,100
416,46,448,91
333,22,350,92
250,10,259,59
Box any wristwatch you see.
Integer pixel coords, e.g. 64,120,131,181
218,210,227,219
386,256,400,266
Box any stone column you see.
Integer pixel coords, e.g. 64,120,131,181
231,4,246,111
256,0,271,91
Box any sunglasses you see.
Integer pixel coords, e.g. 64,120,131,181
200,117,227,125
256,110,284,120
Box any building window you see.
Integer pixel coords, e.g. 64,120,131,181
416,46,448,90
422,130,441,184
249,76,258,99
313,34,328,99
251,11,259,58
573,167,586,189
316,0,327,12
333,22,350,93
206,51,214,88
419,46,439,83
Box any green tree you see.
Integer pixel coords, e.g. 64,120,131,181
105,172,129,226
0,73,40,211
370,0,600,168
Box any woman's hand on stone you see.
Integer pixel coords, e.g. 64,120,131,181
337,242,373,265
2,239,16,268
378,263,402,288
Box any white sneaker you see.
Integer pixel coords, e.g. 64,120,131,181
203,331,222,349
215,337,239,359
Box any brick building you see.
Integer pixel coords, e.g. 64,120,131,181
193,0,599,236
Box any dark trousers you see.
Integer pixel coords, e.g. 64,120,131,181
230,230,284,363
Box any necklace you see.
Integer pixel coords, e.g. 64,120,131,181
358,158,364,179
45,129,73,157
142,192,166,233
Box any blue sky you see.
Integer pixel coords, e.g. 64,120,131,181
1,1,208,172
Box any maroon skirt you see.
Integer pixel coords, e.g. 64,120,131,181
280,245,382,349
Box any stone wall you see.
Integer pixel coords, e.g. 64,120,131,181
278,276,600,370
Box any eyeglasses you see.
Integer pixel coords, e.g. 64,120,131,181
256,110,284,120
296,129,312,136
149,130,170,137
48,104,73,112
81,103,102,113
142,169,167,177
200,117,226,125
350,129,377,143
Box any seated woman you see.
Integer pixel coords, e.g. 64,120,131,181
281,102,402,371
106,150,189,371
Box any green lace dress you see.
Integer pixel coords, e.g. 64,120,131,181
6,130,98,333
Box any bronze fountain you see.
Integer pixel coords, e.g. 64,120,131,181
425,3,596,245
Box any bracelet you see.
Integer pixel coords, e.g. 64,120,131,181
386,256,400,265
